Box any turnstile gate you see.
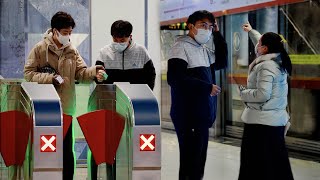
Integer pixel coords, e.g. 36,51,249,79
0,80,64,180
1,80,161,180
78,83,161,180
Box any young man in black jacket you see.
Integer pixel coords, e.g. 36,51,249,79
95,20,156,90
167,10,228,180
92,20,156,180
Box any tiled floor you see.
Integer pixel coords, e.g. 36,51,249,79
75,131,320,180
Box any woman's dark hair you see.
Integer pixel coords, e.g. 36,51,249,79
51,11,75,30
111,20,133,38
186,10,215,25
261,32,292,75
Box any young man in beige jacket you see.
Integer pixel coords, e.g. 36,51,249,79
24,11,104,179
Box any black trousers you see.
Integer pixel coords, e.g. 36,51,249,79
63,122,75,180
90,155,115,180
238,123,294,180
174,122,209,180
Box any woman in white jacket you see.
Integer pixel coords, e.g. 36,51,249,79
238,22,294,180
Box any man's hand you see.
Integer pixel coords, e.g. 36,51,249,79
213,19,219,32
95,65,107,82
96,65,105,71
96,69,108,82
242,22,252,32
210,84,221,96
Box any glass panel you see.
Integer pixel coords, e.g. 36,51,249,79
115,88,133,180
74,84,91,167
280,2,320,140
225,2,320,152
225,13,249,128
0,80,32,180
225,7,278,129
0,155,9,179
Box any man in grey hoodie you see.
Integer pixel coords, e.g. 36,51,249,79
92,20,156,180
24,11,103,179
167,10,227,180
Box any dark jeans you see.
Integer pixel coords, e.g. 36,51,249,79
174,123,209,180
63,122,75,180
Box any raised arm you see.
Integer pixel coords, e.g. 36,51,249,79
242,22,261,46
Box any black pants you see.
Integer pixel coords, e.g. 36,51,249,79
174,123,209,180
63,122,75,180
90,155,115,180
238,123,294,180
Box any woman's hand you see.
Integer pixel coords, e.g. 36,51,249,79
242,22,252,32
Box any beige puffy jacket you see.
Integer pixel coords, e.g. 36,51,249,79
24,29,97,115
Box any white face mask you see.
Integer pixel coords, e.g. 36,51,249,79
194,28,212,44
112,42,128,52
56,30,70,46
254,44,259,57
255,43,265,57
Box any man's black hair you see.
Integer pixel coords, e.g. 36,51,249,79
186,10,215,25
51,11,76,30
111,20,133,38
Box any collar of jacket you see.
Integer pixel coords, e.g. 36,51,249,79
256,53,280,64
176,35,205,47
249,53,281,72
43,29,74,54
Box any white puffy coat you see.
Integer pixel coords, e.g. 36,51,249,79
240,30,290,126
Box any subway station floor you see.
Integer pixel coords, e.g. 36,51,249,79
75,130,320,180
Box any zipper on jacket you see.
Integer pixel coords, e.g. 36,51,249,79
58,51,64,94
122,52,125,70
